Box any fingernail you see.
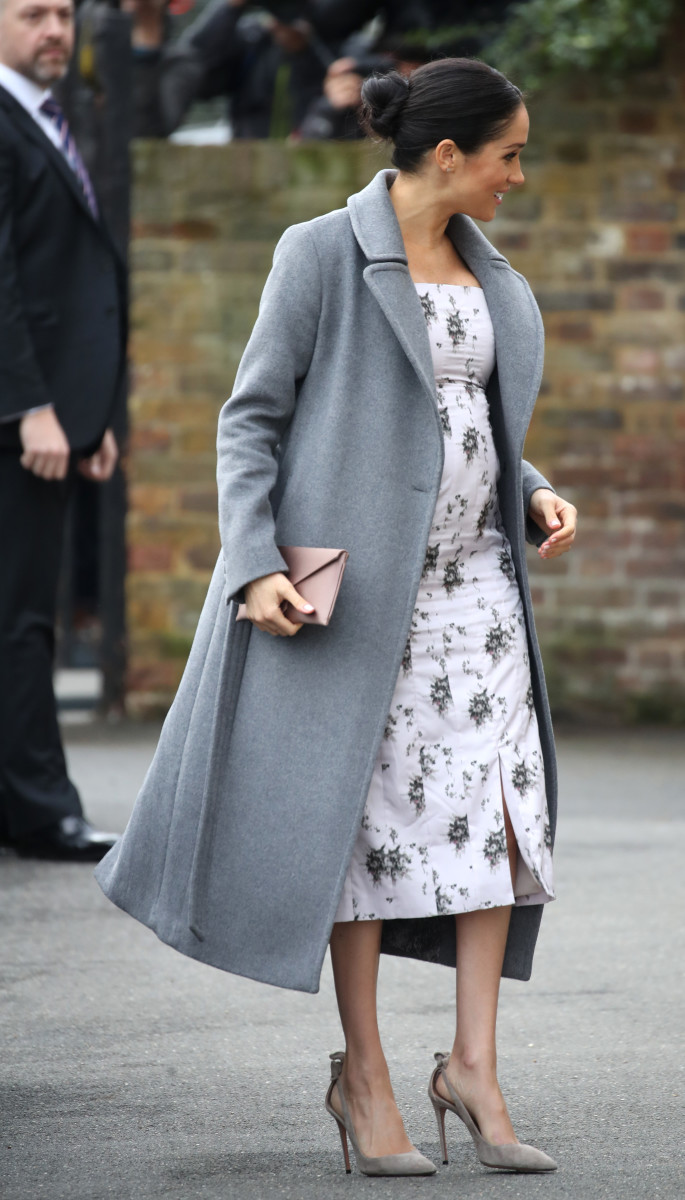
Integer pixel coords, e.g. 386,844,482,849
302,603,315,612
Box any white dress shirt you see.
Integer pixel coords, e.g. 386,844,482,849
0,64,61,422
0,63,62,149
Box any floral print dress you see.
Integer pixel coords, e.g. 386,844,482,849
335,283,555,923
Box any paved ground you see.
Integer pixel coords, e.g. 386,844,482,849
2,724,684,1200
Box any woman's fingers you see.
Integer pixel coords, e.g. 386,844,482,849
527,489,578,559
538,496,578,559
243,572,314,636
280,580,315,619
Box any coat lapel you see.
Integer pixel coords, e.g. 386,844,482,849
0,85,100,228
449,213,545,455
349,171,437,409
362,261,438,406
348,171,544,455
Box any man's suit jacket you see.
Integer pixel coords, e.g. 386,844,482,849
0,84,127,455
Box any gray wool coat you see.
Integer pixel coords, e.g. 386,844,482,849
96,170,557,994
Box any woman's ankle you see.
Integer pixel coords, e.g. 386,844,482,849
448,1046,498,1081
342,1052,394,1096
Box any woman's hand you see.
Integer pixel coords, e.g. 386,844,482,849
528,488,577,559
244,572,314,636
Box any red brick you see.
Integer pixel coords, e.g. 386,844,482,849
563,588,632,608
535,290,614,311
128,544,173,571
616,347,660,372
493,232,530,250
126,662,182,692
129,426,171,452
600,201,677,222
580,557,617,578
625,227,671,253
626,560,685,579
172,220,218,240
180,489,218,513
648,590,683,606
185,543,219,570
637,649,672,670
557,321,594,341
619,109,657,134
607,262,683,282
618,286,665,310
131,219,218,240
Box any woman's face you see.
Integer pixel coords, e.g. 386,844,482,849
443,103,530,222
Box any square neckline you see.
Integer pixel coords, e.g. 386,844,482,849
412,281,484,292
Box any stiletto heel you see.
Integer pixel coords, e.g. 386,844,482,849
325,1051,436,1177
333,1114,352,1173
430,1094,449,1164
428,1052,557,1173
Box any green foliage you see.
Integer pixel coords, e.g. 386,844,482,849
490,0,676,91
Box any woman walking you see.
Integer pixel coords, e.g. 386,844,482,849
97,58,577,1177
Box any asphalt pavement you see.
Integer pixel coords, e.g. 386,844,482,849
2,723,684,1200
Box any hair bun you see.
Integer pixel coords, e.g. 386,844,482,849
360,72,410,140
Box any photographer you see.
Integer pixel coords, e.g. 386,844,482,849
300,1,521,140
185,1,332,138
121,0,203,137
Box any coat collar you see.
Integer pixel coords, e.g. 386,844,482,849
0,83,101,230
347,169,544,454
348,168,510,273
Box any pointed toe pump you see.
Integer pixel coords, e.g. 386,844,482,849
428,1053,557,1173
325,1052,437,1177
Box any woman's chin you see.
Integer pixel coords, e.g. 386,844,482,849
457,202,498,223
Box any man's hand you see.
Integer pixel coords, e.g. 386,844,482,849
78,429,118,482
324,58,363,110
19,407,71,480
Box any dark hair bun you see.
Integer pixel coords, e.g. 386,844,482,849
360,72,410,140
360,58,523,174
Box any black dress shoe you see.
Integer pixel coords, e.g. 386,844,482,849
13,816,119,862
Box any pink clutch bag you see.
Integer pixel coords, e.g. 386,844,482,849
236,546,349,627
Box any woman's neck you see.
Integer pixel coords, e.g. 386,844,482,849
388,171,453,250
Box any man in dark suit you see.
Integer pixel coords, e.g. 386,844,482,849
0,0,127,859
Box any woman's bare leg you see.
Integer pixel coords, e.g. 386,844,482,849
329,919,414,1156
436,802,520,1144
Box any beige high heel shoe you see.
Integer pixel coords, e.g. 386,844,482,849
325,1051,437,1177
428,1052,557,1173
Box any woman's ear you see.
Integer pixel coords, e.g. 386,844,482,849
434,139,459,174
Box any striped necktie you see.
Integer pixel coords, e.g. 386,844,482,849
39,97,99,219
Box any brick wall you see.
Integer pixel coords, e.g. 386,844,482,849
126,60,685,721
515,61,685,722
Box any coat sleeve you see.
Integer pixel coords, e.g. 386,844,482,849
217,222,322,600
0,134,53,421
522,458,555,547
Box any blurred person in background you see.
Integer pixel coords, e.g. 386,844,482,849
0,0,127,860
302,0,520,140
62,0,201,147
184,0,332,138
120,0,202,137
